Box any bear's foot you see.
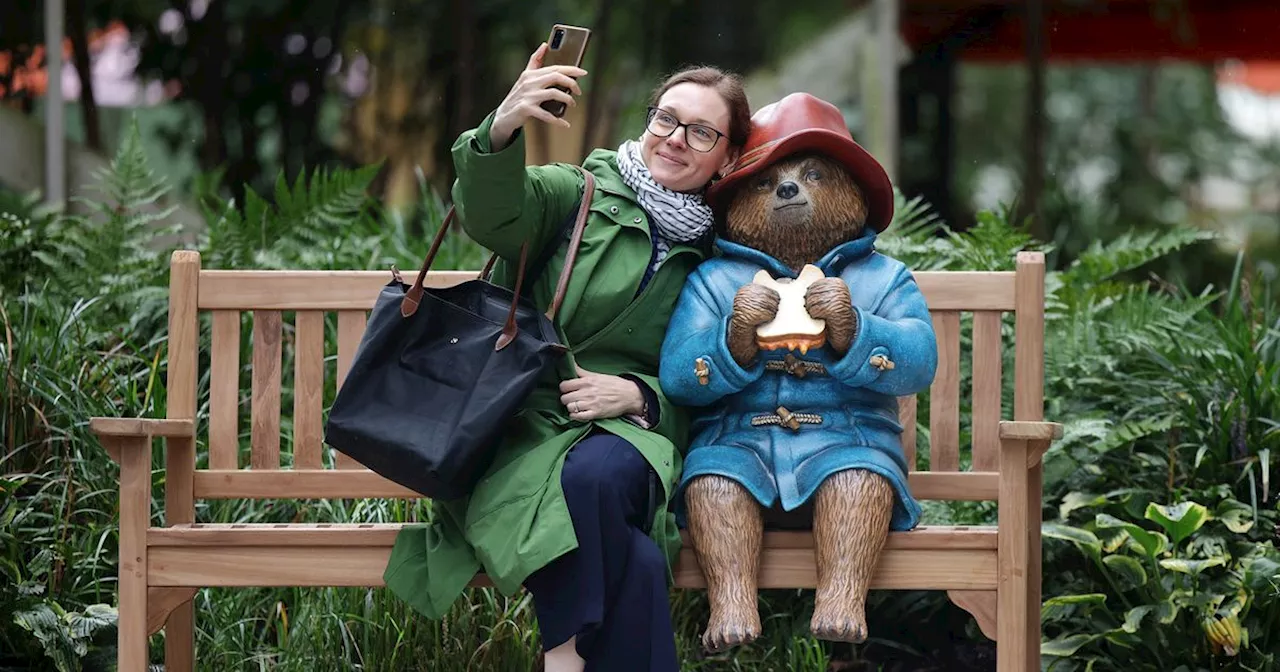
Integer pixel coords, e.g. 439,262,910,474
809,597,869,644
702,602,761,653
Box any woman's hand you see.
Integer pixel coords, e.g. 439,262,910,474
489,43,588,151
559,365,645,422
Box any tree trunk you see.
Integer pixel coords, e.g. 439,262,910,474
1022,0,1046,238
67,0,102,152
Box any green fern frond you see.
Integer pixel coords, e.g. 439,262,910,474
945,209,1050,271
199,162,383,269
272,162,382,232
1061,227,1216,288
881,197,1052,271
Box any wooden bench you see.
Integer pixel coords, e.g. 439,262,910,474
92,249,1061,672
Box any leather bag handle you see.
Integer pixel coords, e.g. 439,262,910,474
399,166,597,350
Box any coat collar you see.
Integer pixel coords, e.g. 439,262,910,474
582,148,716,259
714,226,878,277
583,148,636,198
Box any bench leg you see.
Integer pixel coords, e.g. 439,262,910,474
1027,459,1044,671
115,436,151,672
997,438,1030,672
165,602,196,672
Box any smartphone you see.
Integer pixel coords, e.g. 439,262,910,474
540,24,591,118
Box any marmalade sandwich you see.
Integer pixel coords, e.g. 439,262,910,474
752,264,828,355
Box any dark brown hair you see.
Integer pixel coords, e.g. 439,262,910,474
649,66,751,149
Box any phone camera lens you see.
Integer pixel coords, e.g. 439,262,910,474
551,29,564,49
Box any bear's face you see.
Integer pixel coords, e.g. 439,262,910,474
722,153,868,272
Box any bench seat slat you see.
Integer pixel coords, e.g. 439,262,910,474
148,545,997,591
147,523,996,550
191,470,1000,501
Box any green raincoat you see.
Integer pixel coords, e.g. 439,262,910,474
382,111,710,619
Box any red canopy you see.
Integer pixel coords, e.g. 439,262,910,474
902,0,1280,62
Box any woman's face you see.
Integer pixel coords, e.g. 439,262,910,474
640,83,740,194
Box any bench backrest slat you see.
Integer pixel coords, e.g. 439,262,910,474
209,310,241,470
971,310,1005,471
929,310,962,471
250,310,283,469
172,256,1045,504
293,310,327,470
334,310,367,469
898,394,917,469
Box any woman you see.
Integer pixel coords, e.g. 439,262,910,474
383,42,751,672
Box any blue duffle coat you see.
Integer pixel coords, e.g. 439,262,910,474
658,228,937,530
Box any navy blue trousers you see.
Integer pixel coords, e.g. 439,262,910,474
523,430,679,671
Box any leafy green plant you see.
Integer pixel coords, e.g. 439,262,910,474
1138,255,1279,508
1042,496,1280,671
12,603,117,672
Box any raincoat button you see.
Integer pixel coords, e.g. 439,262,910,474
695,358,710,385
609,206,619,214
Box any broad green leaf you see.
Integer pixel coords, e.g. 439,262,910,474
1122,605,1155,633
1160,556,1227,575
68,604,117,639
1099,527,1129,553
1103,555,1148,591
1145,501,1210,545
1059,491,1108,519
1042,593,1107,622
1042,633,1098,657
1043,523,1102,559
1215,500,1256,534
1102,629,1139,648
1219,587,1249,619
1156,599,1180,624
1243,554,1280,593
1095,513,1167,558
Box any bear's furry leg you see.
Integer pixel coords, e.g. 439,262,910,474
810,468,893,643
684,475,763,652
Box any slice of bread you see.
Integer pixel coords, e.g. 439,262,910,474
753,264,827,355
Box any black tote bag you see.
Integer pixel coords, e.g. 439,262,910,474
323,168,597,500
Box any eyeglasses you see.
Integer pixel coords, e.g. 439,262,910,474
645,107,727,153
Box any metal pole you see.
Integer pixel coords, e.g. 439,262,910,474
45,0,66,205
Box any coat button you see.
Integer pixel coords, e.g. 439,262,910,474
609,206,619,214
870,354,895,371
633,216,643,224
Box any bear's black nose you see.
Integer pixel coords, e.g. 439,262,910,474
776,181,799,200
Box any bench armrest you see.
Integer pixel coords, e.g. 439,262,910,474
89,417,194,464
998,420,1062,442
90,417,194,438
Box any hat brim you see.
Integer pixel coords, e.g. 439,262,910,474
708,128,895,233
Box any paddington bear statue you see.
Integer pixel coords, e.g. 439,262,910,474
658,93,939,652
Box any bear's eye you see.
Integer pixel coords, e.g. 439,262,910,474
754,176,773,191
805,169,822,182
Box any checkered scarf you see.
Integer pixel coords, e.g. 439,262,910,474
616,139,714,267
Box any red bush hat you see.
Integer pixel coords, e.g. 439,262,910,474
708,92,895,233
